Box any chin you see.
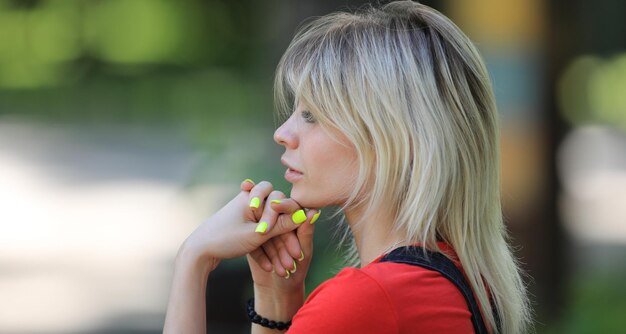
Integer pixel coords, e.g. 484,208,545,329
288,188,312,207
289,186,336,209
289,186,317,208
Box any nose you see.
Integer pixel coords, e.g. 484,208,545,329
274,116,298,149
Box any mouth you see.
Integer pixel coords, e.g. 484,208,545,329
287,167,303,175
282,158,304,182
284,168,304,182
281,158,303,173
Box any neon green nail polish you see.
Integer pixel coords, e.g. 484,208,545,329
244,178,254,185
271,199,282,204
255,221,268,233
310,211,321,224
289,260,297,274
250,197,260,208
291,210,306,224
298,250,305,262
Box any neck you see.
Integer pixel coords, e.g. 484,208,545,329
344,206,408,266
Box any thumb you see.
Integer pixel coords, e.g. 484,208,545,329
265,209,319,241
264,209,308,239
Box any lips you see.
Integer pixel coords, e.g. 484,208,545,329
282,157,304,182
281,157,303,174
287,167,303,175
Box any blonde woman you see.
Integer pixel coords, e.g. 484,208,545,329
164,1,531,333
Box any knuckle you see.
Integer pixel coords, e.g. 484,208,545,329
274,216,287,229
256,180,273,190
269,190,285,198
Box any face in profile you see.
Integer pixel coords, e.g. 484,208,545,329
274,103,359,209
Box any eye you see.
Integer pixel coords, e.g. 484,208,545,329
301,110,316,123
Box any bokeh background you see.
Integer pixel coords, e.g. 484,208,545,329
0,0,624,333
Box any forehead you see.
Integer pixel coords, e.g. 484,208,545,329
295,101,307,111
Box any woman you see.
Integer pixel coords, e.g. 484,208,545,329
164,1,531,333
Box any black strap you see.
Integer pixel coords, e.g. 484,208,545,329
380,246,495,334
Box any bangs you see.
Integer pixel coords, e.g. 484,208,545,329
273,13,356,127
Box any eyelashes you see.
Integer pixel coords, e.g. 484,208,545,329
301,110,316,123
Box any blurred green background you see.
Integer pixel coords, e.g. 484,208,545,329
0,0,625,333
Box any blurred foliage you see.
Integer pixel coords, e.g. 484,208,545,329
538,270,626,334
0,0,283,183
0,0,273,85
558,53,626,131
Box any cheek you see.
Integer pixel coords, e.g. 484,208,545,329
326,156,359,198
291,146,358,208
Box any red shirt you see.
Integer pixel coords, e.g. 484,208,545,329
287,244,475,333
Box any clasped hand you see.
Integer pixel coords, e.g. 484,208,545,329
179,179,318,288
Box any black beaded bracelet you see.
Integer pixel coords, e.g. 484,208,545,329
247,298,292,331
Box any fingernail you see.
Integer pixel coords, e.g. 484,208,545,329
292,210,306,224
271,199,282,204
310,210,321,224
244,178,255,185
255,221,268,233
289,260,297,274
285,270,290,279
249,197,260,208
298,250,305,262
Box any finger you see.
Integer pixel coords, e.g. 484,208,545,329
295,209,319,258
248,248,273,272
247,181,274,221
264,207,318,239
255,190,286,235
240,178,255,192
268,197,304,216
274,237,297,274
279,232,303,261
263,241,288,277
270,198,312,226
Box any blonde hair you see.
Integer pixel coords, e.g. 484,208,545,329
274,1,531,333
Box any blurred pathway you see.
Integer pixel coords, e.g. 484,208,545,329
0,120,227,333
559,126,626,246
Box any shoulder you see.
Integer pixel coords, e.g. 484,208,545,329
362,259,469,304
288,257,474,334
362,256,475,333
288,267,400,333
